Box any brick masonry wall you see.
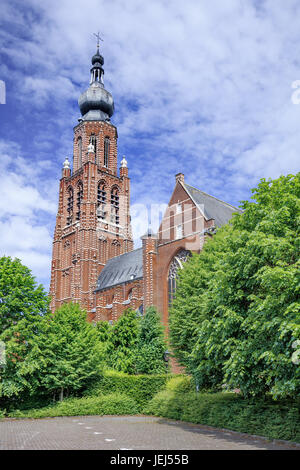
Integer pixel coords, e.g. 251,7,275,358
95,279,144,322
50,119,133,317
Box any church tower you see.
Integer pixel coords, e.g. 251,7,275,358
50,43,133,318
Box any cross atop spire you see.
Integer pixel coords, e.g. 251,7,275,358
93,32,103,50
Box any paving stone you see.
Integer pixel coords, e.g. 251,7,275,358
0,415,298,450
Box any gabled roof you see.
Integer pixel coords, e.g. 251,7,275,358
183,183,242,227
95,248,143,291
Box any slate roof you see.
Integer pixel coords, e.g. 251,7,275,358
95,247,143,292
183,183,242,227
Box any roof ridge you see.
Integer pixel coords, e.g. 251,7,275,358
184,182,241,211
105,247,143,263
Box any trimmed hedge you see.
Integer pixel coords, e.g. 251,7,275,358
3,372,299,445
144,389,300,443
6,393,139,419
85,370,176,408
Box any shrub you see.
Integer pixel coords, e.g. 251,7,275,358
135,307,167,374
105,309,139,374
165,375,194,393
144,388,300,443
85,370,173,409
7,393,139,419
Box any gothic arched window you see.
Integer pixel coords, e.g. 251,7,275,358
67,186,73,225
76,181,83,221
127,289,133,301
104,137,110,167
111,187,119,225
90,134,97,163
97,182,106,220
168,249,191,308
78,137,82,167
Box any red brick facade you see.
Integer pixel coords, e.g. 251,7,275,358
50,119,133,318
50,52,241,347
92,173,218,327
51,149,226,330
94,279,144,323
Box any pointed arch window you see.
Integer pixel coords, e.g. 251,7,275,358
111,187,119,225
168,249,191,308
67,186,74,225
76,181,83,221
90,134,97,163
97,182,107,220
78,137,82,167
104,137,110,167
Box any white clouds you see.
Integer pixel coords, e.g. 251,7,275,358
130,202,168,246
0,142,57,217
1,0,300,286
0,216,52,251
23,76,78,106
0,140,56,287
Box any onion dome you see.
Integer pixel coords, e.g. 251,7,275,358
78,46,114,121
92,50,104,66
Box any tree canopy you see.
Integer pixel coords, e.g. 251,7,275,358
0,256,50,331
135,306,167,374
105,309,140,374
36,302,104,400
0,301,103,401
170,174,300,398
97,307,168,375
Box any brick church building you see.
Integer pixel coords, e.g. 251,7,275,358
50,45,241,331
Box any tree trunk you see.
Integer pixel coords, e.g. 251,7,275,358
59,387,64,401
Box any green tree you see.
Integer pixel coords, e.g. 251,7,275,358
37,303,104,400
0,257,50,400
170,174,300,398
106,309,139,374
0,256,50,331
96,319,112,342
0,316,47,399
0,302,104,402
135,307,167,374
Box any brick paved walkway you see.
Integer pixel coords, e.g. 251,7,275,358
0,415,298,450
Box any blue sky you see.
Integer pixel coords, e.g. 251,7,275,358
0,0,299,290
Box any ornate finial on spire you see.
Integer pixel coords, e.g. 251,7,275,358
120,156,128,168
78,34,114,121
63,157,70,169
93,31,103,51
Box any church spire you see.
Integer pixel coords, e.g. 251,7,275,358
78,35,114,122
90,32,105,85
